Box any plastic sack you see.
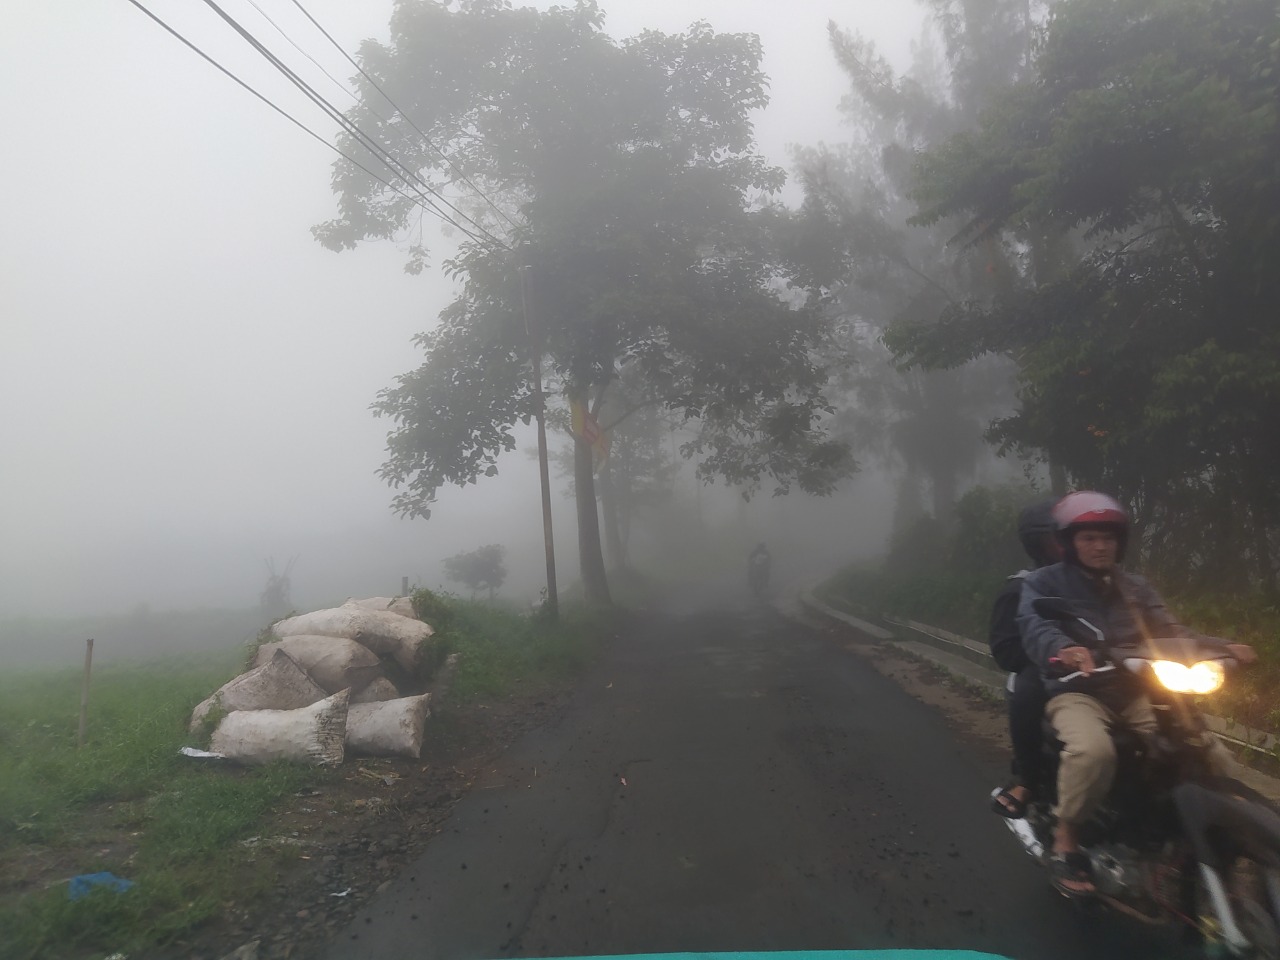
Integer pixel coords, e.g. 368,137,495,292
210,689,349,766
252,635,382,694
345,693,431,759
271,603,432,672
190,649,326,732
350,676,400,704
346,596,416,619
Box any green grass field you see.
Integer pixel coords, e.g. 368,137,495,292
1,598,609,960
0,649,320,960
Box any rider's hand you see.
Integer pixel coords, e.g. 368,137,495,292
1057,646,1097,674
1226,643,1258,665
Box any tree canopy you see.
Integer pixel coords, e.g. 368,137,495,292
888,0,1280,591
321,0,852,603
443,544,508,601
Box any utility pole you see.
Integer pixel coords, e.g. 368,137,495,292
520,263,558,619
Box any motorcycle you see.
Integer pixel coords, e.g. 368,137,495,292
997,596,1280,957
747,551,771,599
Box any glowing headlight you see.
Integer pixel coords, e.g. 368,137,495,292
1149,659,1226,695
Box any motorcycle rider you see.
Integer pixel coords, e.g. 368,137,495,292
1017,491,1256,898
748,542,771,597
989,498,1061,819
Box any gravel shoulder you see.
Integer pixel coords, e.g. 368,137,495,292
169,683,578,960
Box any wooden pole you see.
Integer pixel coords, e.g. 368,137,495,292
78,638,94,749
520,263,558,620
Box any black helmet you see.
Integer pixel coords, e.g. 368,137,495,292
1017,498,1059,567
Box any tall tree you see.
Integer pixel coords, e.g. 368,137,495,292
321,1,850,604
793,2,1040,522
443,544,507,601
894,0,1280,593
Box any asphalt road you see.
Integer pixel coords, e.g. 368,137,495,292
322,604,1202,960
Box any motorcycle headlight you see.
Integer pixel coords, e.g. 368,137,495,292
1149,659,1226,695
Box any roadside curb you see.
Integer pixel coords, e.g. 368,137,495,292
796,589,893,640
793,587,1280,767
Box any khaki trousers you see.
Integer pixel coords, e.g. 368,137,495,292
1045,692,1237,824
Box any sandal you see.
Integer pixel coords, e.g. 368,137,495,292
990,784,1028,819
1048,851,1095,899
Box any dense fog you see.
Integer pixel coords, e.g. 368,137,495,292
2,0,989,665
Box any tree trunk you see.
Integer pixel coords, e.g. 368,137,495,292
598,459,626,569
574,437,612,605
930,468,957,526
1049,459,1068,496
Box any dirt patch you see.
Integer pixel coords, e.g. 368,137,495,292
109,684,572,960
858,642,1008,746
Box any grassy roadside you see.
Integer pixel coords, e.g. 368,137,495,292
412,590,611,700
818,563,1280,732
814,562,1003,640
1,597,609,960
0,652,316,960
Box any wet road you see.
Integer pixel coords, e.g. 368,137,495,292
322,607,1199,960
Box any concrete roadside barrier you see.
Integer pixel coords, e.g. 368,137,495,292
795,586,1280,765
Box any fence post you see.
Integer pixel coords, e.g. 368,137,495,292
78,638,94,749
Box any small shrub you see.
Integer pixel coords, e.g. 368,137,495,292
411,587,456,633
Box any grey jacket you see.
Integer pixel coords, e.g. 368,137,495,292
1017,561,1197,701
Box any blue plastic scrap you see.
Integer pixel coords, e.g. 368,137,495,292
68,872,135,901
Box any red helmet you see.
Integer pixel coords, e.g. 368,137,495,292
1053,491,1128,530
1053,491,1129,562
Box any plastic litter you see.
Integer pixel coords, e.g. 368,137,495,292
68,872,134,900
329,887,353,898
180,747,227,759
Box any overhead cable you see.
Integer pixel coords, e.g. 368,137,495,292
241,0,430,162
121,0,449,228
199,0,507,249
287,0,521,231
242,0,356,104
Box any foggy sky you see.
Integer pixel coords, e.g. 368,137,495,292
1,1,923,622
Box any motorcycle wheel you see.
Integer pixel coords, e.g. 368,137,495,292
1232,897,1280,960
1225,859,1280,960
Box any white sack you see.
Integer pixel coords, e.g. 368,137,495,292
253,635,382,694
190,649,326,732
350,676,399,704
345,693,431,759
210,689,349,766
271,603,433,672
346,596,416,619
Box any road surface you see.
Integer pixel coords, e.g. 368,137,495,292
322,605,1200,960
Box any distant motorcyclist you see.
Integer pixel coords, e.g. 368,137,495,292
747,543,771,598
988,498,1061,820
1017,491,1255,898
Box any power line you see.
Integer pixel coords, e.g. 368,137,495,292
199,0,508,249
241,0,428,162
286,0,521,232
122,0,449,228
242,0,354,104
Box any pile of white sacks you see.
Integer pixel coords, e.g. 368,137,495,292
189,597,436,766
